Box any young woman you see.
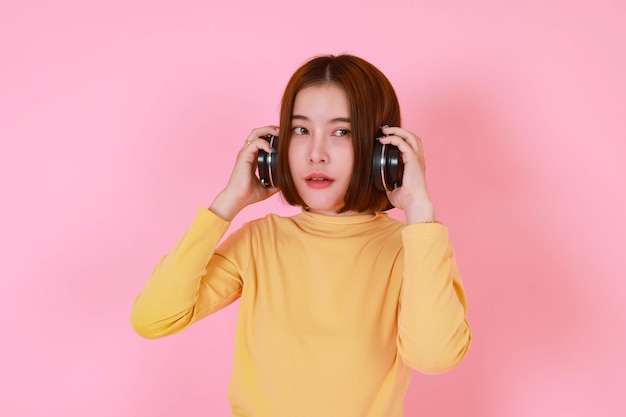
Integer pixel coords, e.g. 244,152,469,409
131,54,471,417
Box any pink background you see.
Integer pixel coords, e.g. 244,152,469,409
1,0,624,416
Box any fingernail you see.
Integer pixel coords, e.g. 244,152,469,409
270,147,277,153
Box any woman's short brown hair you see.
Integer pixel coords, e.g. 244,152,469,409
276,54,402,213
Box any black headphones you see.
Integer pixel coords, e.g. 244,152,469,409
257,130,404,191
257,134,279,188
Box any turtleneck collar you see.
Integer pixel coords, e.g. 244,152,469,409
290,209,388,238
300,209,379,224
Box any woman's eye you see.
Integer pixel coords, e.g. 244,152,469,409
333,129,351,137
293,127,309,135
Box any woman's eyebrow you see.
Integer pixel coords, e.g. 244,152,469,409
291,115,351,123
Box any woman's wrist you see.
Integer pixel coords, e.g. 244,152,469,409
208,191,244,221
404,200,436,225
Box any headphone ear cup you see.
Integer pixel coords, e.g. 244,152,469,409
373,138,404,191
257,135,279,188
373,139,386,191
384,144,404,190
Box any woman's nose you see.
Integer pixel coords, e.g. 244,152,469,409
308,135,329,164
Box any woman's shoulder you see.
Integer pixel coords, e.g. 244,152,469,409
238,212,298,233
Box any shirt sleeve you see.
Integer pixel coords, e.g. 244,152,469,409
396,223,472,374
130,207,244,339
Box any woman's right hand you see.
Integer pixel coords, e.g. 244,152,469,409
208,126,281,221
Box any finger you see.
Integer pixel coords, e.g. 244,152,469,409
243,137,275,155
381,126,423,152
246,125,280,142
378,133,428,176
378,134,421,156
244,126,280,151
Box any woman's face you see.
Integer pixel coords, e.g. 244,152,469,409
288,83,355,215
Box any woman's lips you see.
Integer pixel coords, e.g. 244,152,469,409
305,175,334,189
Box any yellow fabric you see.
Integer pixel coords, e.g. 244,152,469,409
131,207,471,417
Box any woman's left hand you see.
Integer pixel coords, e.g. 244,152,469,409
377,126,436,224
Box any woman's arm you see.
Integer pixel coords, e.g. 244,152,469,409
380,126,471,372
396,224,471,374
130,208,242,338
130,126,280,338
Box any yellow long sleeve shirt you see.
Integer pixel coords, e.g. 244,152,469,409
131,207,471,417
